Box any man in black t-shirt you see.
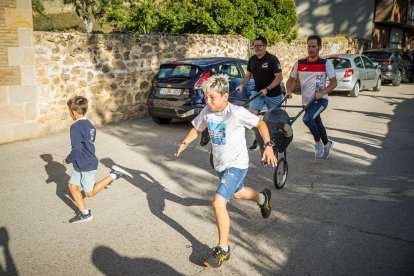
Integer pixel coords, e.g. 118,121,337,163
236,35,284,150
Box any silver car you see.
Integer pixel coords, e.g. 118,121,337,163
324,54,382,97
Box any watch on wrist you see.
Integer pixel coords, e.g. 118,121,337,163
264,140,275,148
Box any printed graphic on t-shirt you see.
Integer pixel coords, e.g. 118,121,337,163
89,128,95,144
208,121,226,145
315,74,325,92
262,62,269,69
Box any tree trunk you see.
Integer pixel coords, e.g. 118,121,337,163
82,17,94,33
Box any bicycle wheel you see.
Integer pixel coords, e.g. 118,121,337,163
274,158,288,189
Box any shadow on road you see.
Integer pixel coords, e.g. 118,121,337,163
0,227,18,275
100,157,248,266
96,89,414,274
92,246,183,275
40,154,78,212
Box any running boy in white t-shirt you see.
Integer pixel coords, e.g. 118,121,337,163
175,74,277,268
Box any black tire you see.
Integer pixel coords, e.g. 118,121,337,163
350,82,360,97
151,116,172,125
392,70,401,86
209,150,214,169
373,77,381,91
273,158,288,189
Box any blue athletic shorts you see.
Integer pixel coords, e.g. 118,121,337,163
249,92,284,111
216,167,248,201
69,169,97,192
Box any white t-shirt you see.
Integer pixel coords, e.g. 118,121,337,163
290,57,336,105
192,103,260,172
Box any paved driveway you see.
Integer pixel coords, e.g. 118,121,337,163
0,84,413,275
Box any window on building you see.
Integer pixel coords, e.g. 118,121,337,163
408,1,414,25
389,27,403,49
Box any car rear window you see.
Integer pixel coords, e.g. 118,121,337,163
157,64,201,79
327,58,351,69
363,52,392,61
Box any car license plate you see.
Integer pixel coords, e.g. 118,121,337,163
159,88,181,95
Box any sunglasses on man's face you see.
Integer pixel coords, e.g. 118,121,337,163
252,44,264,49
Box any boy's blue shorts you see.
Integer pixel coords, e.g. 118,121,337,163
69,169,97,192
216,167,248,201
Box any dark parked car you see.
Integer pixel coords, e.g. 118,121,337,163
323,54,382,97
147,57,254,124
363,49,412,86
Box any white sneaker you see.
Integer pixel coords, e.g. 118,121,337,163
111,165,133,179
322,140,334,159
315,142,324,158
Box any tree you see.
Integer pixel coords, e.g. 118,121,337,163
102,0,160,34
100,0,297,44
63,0,105,33
32,0,45,16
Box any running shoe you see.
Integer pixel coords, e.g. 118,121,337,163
315,141,324,158
322,140,334,159
111,165,133,179
203,246,231,268
69,210,93,223
249,140,259,151
259,188,272,218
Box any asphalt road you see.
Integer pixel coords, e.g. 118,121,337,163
0,83,413,275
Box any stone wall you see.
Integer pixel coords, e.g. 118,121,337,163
33,33,368,140
0,0,39,144
33,32,250,137
1,7,369,144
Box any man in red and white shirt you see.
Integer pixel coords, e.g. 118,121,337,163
286,35,337,159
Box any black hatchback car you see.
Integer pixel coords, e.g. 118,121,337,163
363,49,412,86
147,57,254,124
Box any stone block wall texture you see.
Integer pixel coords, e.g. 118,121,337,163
32,32,365,142
1,5,368,144
0,0,39,144
33,32,250,139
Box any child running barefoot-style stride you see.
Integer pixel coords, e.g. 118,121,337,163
63,95,133,223
175,74,277,268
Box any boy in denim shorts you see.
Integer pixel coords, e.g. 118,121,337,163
64,96,133,223
175,74,277,268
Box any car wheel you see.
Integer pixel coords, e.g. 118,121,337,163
350,82,360,97
151,116,172,125
392,70,401,86
373,77,381,91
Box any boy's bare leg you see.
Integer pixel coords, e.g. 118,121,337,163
68,184,86,211
84,176,113,197
212,195,230,248
233,187,262,203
